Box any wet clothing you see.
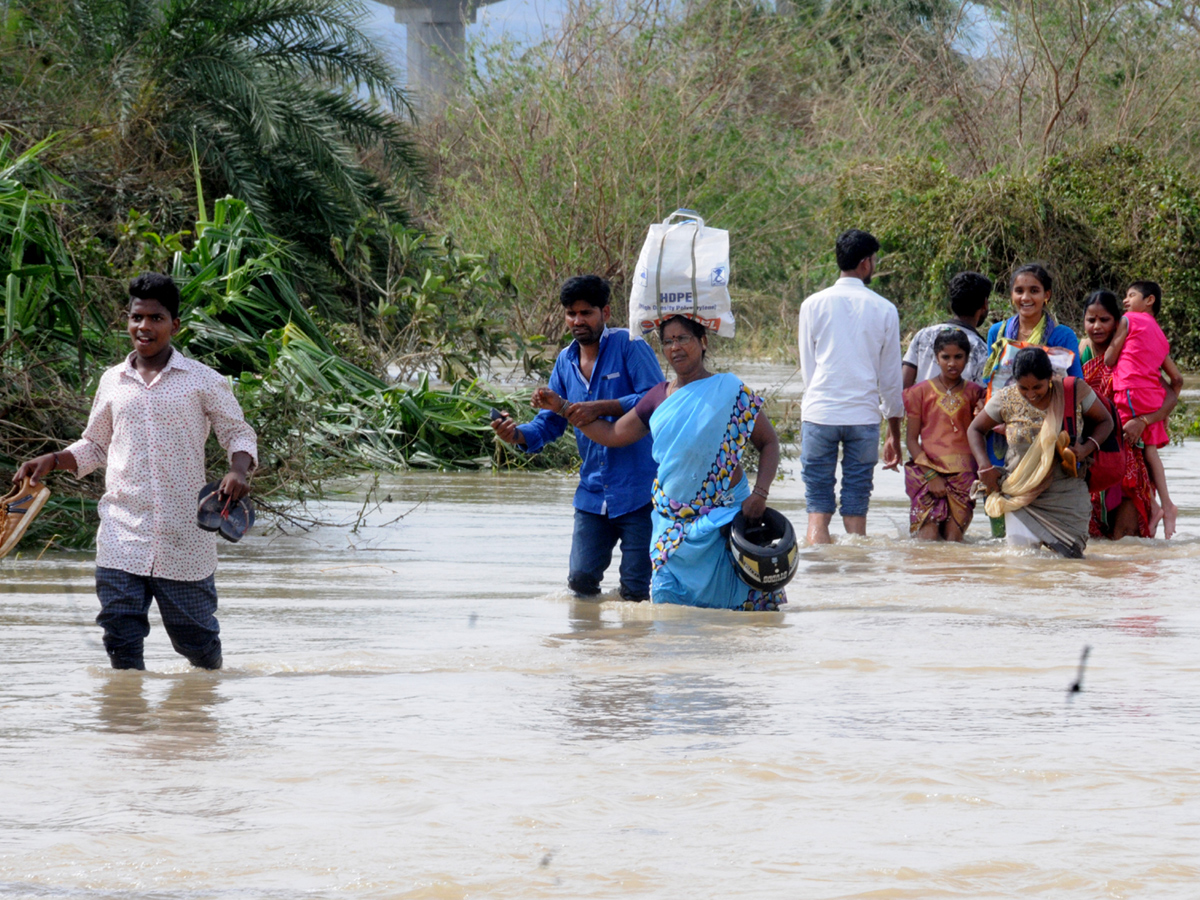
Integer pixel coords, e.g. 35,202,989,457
646,372,783,610
1082,347,1154,539
66,350,258,581
800,422,879,517
1111,311,1170,448
983,380,1096,557
903,379,984,534
569,504,653,600
96,567,221,670
517,327,661,598
517,328,661,518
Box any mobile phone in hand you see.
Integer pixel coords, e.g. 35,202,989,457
489,407,510,421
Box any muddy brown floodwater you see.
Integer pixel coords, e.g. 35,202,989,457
3,391,1200,898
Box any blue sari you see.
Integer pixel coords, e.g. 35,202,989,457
647,372,786,610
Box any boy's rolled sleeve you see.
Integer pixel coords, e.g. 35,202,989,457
204,376,259,467
65,386,114,477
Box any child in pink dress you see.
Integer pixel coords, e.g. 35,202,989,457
1105,280,1184,537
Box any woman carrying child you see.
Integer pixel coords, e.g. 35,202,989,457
1103,281,1185,538
968,347,1113,558
1079,290,1180,540
904,330,984,541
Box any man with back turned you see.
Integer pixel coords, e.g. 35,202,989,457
797,229,904,544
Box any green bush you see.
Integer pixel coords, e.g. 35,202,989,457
832,145,1200,364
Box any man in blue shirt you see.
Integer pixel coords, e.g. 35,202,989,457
492,276,662,600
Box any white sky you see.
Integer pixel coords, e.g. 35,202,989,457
363,0,567,79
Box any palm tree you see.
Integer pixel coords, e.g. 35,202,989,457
40,0,424,257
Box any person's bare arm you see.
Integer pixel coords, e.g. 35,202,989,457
902,362,917,389
904,410,922,463
1123,356,1184,444
1076,387,1114,458
741,412,779,522
882,417,902,471
532,387,649,447
1103,317,1130,368
13,450,79,485
565,400,625,427
219,451,254,501
968,409,1002,493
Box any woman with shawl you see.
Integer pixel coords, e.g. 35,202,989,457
1079,290,1181,539
983,264,1084,382
532,315,784,610
967,347,1114,558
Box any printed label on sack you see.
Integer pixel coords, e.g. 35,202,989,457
640,314,723,332
710,266,728,286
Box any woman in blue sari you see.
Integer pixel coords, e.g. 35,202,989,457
533,315,784,610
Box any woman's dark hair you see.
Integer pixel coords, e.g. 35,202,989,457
1011,263,1052,295
658,315,707,357
657,315,707,342
1012,346,1053,381
933,328,972,358
1083,289,1122,323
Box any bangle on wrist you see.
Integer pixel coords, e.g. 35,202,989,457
752,485,770,499
51,452,59,470
559,399,569,416
1087,436,1101,453
978,465,996,474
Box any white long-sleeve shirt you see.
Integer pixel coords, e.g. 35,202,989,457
798,277,904,426
66,350,258,581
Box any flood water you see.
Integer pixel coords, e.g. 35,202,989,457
3,379,1200,898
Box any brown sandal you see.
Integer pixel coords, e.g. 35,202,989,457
0,478,52,560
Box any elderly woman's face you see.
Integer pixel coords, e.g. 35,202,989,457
1016,373,1052,406
661,320,705,373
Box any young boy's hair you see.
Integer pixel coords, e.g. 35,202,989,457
1127,280,1162,316
129,273,182,319
835,229,880,272
933,328,972,358
559,275,611,309
947,271,992,318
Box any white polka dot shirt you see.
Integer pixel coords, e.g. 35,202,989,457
65,349,259,581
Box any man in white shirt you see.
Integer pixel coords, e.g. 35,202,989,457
798,229,904,544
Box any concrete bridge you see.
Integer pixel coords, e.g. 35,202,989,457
378,0,503,105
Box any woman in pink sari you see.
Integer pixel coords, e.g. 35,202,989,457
1079,291,1179,539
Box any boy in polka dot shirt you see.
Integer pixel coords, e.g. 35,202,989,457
14,274,258,670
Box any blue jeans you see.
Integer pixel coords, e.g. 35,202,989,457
95,567,223,670
800,422,880,517
568,504,653,600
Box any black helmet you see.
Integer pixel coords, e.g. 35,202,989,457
728,508,799,592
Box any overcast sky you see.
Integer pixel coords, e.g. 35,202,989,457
363,0,566,80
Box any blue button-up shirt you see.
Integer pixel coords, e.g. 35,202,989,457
518,327,662,518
